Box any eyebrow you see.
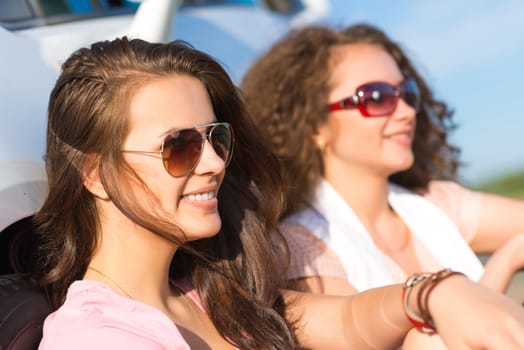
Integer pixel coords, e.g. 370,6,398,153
161,119,219,138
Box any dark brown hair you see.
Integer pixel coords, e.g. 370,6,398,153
241,24,460,219
35,37,298,349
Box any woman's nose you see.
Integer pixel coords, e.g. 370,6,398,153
193,140,225,175
393,97,417,121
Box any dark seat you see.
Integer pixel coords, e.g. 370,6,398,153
0,275,51,350
0,216,51,350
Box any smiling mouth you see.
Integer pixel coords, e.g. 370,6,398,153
183,191,216,201
387,132,412,140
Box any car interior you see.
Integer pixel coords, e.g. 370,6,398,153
0,216,51,350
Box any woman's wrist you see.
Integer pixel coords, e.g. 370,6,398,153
403,272,434,332
403,269,466,333
507,232,524,269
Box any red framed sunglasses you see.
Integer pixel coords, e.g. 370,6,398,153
328,78,421,117
123,122,234,177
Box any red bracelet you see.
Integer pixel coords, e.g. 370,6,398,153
402,269,466,334
417,269,465,325
402,272,436,333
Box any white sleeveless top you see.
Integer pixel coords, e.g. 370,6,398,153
286,180,484,291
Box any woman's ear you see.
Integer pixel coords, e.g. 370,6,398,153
314,123,331,152
83,157,109,200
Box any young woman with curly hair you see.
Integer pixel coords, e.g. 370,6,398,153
242,22,524,348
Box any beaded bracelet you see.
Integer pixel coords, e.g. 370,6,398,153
402,268,466,333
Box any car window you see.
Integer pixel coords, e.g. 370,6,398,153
180,0,301,14
0,0,139,30
0,1,33,21
181,0,256,4
1,0,300,30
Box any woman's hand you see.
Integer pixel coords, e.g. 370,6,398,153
429,274,524,349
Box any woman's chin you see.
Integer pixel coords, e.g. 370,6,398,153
394,156,415,172
185,220,222,241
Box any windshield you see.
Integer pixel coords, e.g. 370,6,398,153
0,0,266,30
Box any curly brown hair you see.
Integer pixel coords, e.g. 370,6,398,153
34,37,298,349
241,23,460,219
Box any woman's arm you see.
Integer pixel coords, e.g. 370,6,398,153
426,181,524,291
480,232,524,292
424,181,524,252
285,273,524,350
291,275,358,295
470,192,524,253
285,283,410,349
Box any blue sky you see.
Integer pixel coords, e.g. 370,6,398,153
325,0,524,185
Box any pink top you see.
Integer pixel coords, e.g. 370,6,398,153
38,279,203,350
283,180,484,283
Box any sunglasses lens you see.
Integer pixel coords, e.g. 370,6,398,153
161,123,233,177
360,83,397,116
210,124,233,166
163,129,202,177
402,79,421,111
